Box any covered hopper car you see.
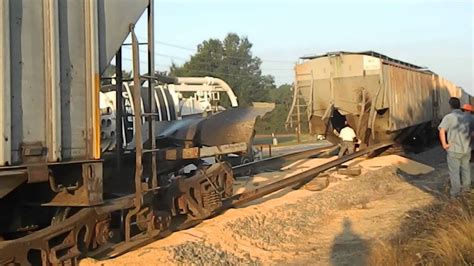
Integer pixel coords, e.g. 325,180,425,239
0,1,272,264
287,51,472,147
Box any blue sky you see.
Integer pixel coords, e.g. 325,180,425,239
126,0,473,94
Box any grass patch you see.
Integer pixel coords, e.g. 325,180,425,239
369,192,474,265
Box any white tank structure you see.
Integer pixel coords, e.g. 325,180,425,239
170,77,238,116
99,77,241,153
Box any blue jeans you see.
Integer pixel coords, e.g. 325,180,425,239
447,151,471,197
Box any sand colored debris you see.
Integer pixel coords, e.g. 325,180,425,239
81,148,454,265
358,155,434,175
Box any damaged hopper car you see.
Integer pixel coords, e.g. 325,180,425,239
288,51,472,146
0,1,272,264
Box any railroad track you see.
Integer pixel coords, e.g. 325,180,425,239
0,142,392,265
99,142,392,259
227,141,393,208
232,144,337,176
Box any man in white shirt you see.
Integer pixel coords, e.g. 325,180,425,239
334,121,357,158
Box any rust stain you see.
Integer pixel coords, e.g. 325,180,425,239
93,73,101,159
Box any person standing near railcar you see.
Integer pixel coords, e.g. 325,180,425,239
438,98,472,198
462,104,474,163
334,121,357,158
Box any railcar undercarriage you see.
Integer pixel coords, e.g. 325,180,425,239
0,140,393,265
0,158,240,265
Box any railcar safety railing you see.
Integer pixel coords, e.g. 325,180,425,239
122,0,159,243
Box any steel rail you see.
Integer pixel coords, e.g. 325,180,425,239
95,142,392,259
232,144,336,176
100,142,387,259
225,141,393,208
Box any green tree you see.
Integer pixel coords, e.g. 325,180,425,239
269,83,292,105
170,33,272,106
255,83,296,133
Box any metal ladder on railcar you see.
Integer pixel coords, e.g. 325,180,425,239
116,1,162,243
285,71,312,142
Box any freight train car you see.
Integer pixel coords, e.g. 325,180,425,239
287,51,471,147
0,1,272,264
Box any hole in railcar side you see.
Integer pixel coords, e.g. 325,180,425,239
376,108,388,115
27,249,43,265
330,109,347,132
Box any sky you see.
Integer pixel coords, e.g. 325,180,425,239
125,0,473,94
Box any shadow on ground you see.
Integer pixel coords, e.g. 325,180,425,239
330,218,369,266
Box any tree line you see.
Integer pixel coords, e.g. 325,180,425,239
102,33,301,134
169,33,298,134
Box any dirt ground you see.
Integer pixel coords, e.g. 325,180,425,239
81,146,472,266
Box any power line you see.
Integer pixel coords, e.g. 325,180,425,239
155,52,189,61
155,41,295,64
131,34,295,65
122,48,293,71
155,41,195,52
122,57,170,69
125,45,295,67
122,57,291,80
123,46,187,62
